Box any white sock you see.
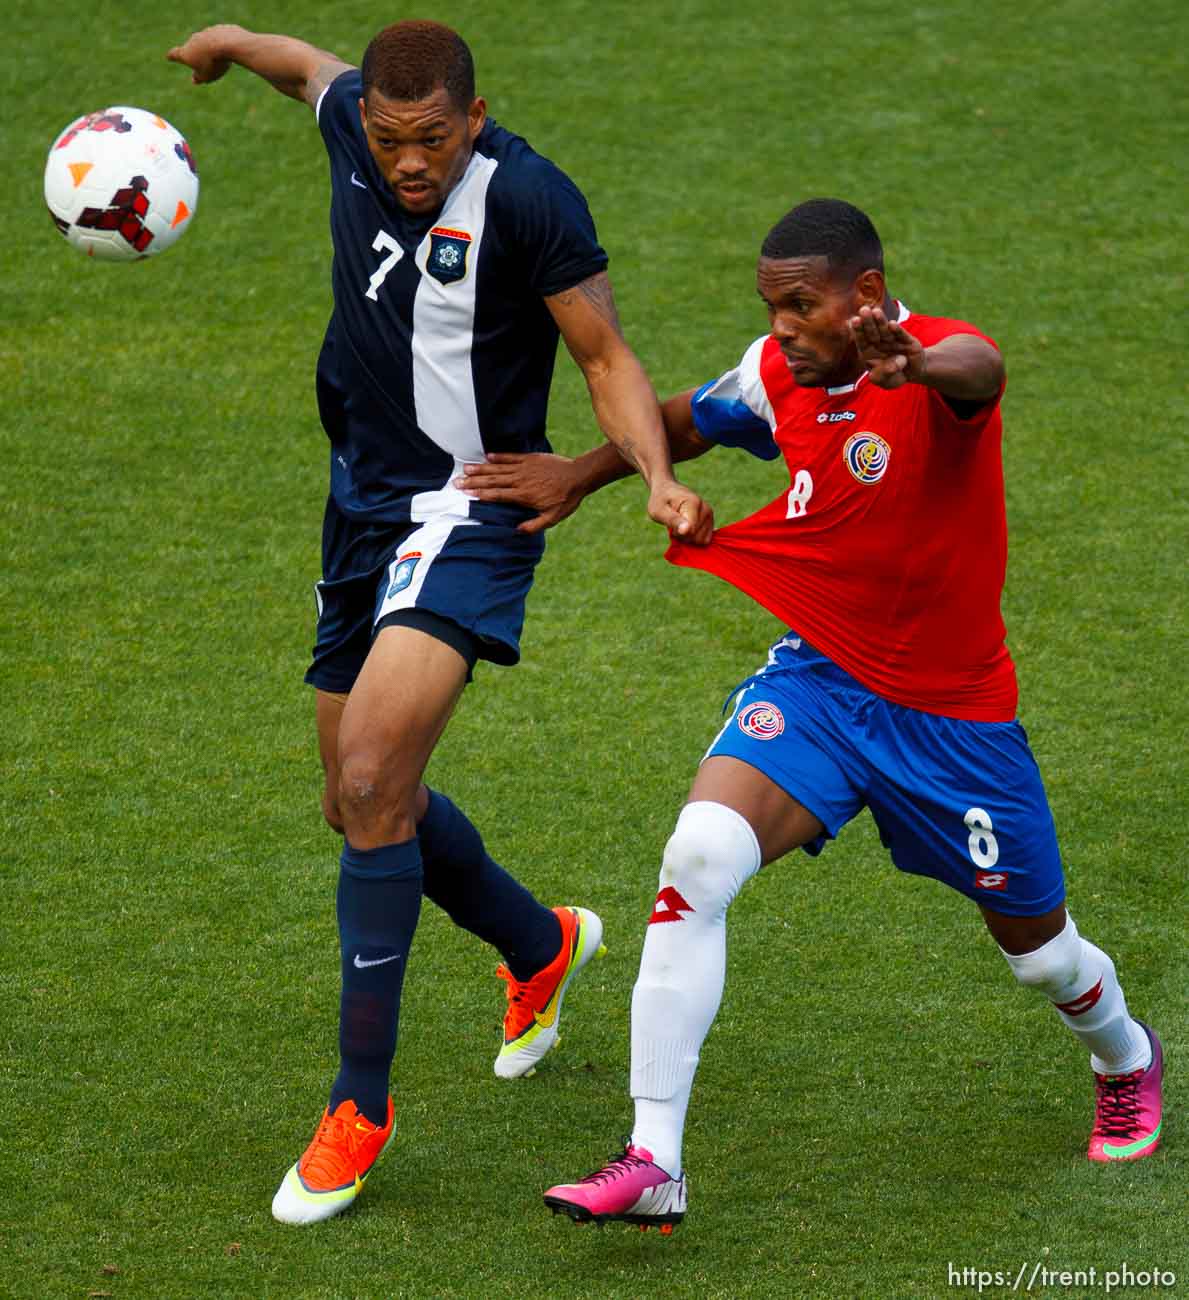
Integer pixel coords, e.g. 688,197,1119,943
1000,915,1150,1075
629,801,762,1177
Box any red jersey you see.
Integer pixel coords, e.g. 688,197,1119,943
667,309,1018,721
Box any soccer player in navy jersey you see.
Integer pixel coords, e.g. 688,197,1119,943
167,20,711,1225
463,199,1164,1230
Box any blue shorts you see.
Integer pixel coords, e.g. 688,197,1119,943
706,634,1065,917
305,496,545,693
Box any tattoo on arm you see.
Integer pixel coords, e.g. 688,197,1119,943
304,58,354,110
550,271,646,469
616,433,641,471
575,272,621,333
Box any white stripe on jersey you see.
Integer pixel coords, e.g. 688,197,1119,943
410,150,500,466
410,457,482,523
702,336,776,430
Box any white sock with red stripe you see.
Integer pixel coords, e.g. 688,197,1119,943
1000,914,1150,1075
629,801,763,1177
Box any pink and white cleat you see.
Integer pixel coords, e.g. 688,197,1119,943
1088,1021,1164,1163
544,1142,687,1232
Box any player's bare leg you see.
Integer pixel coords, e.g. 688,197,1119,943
316,689,360,835
983,902,1162,1162
335,624,468,846
317,671,599,1083
274,627,467,1225
545,758,821,1229
686,756,826,862
324,622,468,1132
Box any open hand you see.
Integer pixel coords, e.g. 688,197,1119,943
457,453,588,534
850,305,926,389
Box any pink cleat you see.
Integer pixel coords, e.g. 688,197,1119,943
544,1142,687,1230
1088,1021,1164,1162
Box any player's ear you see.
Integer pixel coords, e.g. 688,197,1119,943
854,268,885,310
358,96,367,132
467,96,487,141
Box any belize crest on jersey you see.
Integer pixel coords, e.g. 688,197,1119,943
737,701,785,740
386,551,422,597
843,431,891,484
426,226,471,284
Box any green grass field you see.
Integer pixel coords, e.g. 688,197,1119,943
2,1,1186,1297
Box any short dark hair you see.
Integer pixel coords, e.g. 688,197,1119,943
361,20,475,110
761,199,884,283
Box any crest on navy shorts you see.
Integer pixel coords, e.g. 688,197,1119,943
737,701,785,740
843,432,891,484
386,551,421,597
426,226,471,284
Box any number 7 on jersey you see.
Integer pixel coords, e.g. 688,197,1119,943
365,230,403,302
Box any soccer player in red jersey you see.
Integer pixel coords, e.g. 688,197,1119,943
462,199,1164,1229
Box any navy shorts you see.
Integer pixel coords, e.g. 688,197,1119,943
305,496,545,694
706,634,1066,916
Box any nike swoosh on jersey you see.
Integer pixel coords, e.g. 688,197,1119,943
350,172,368,189
353,952,400,969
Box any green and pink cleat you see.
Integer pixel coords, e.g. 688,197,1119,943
543,1022,1162,1235
544,1142,688,1232
1088,1021,1163,1163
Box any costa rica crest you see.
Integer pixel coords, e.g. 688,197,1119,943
426,225,471,284
737,701,785,740
843,431,891,484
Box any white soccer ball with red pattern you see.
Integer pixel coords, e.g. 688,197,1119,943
44,106,199,261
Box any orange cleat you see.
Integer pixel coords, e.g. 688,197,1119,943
271,1097,395,1225
494,906,605,1079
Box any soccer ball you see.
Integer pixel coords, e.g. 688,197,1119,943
44,106,199,261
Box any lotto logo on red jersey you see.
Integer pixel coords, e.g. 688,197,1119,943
843,432,891,483
737,701,785,740
974,870,1008,891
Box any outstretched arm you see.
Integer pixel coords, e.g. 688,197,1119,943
459,389,715,535
850,305,1005,405
167,24,353,110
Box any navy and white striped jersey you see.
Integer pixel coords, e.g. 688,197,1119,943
314,70,608,525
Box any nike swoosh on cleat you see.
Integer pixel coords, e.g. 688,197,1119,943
1102,1123,1162,1158
350,172,368,189
533,920,607,1029
354,952,400,969
533,942,581,1027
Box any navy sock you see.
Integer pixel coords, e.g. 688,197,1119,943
329,838,423,1126
418,789,561,980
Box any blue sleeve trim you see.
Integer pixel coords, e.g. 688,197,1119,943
690,381,781,461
